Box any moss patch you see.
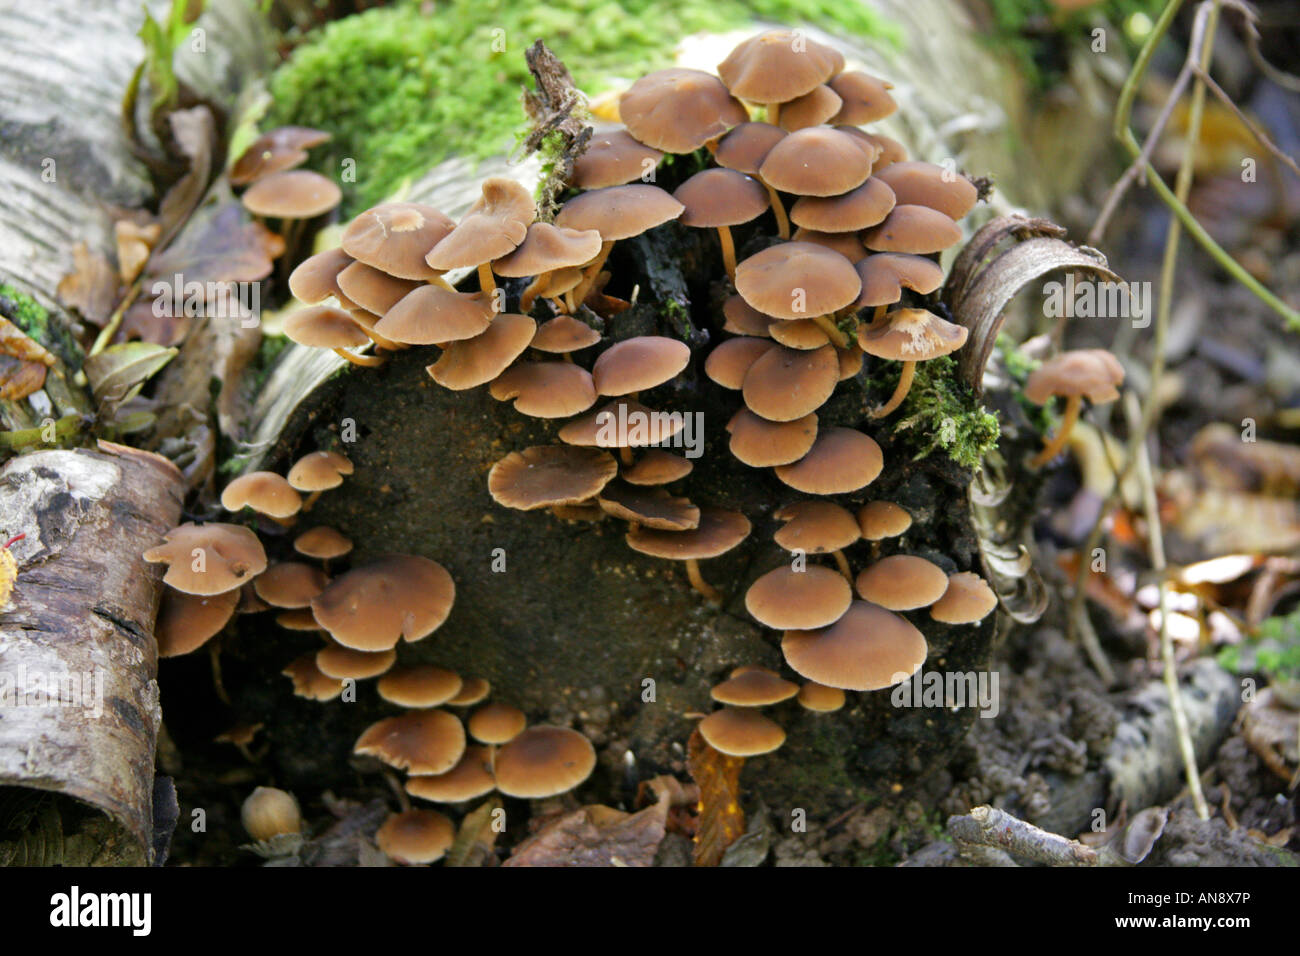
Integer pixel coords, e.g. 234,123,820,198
874,355,1001,471
266,0,900,214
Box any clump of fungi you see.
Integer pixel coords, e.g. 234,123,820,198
148,30,1124,860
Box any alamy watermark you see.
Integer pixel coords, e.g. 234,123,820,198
151,274,260,328
891,669,1000,718
595,406,705,459
0,665,104,718
1043,273,1151,328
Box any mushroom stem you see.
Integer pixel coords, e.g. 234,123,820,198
383,769,412,813
430,275,457,292
873,305,888,324
717,226,738,281
766,102,780,126
831,549,852,582
810,314,849,349
302,490,323,512
685,558,723,604
520,271,551,312
618,446,634,466
870,360,917,418
573,240,615,308
762,181,790,240
331,347,386,368
477,261,497,300
209,643,231,706
358,325,404,352
1030,394,1083,468
562,291,577,315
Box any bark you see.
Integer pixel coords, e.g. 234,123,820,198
0,441,184,864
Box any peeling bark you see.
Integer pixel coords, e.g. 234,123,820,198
0,442,183,863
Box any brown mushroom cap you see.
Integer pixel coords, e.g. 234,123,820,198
722,294,775,337
717,30,840,103
735,242,861,319
759,128,873,197
283,304,371,351
699,707,786,757
310,554,455,651
488,445,618,510
229,126,329,185
621,449,693,486
241,169,341,219
335,262,422,315
375,287,495,346
287,450,353,493
425,177,535,270
711,668,799,706
863,204,963,254
341,202,454,280
773,500,860,553
857,501,913,540
254,561,329,609
406,746,496,803
376,809,455,864
447,676,491,707
620,68,748,153
854,253,945,308
467,702,527,745
778,84,843,131
282,653,345,701
592,335,690,396
144,522,268,595
625,507,751,560
706,337,775,390
492,222,604,277
726,407,818,467
220,471,302,518
276,608,324,631
790,227,867,262
852,130,908,168
530,316,602,354
354,710,466,775
745,564,852,630
492,726,596,799
714,122,788,175
768,319,829,350
155,588,238,657
1023,349,1125,404
872,161,978,220
559,399,685,448
857,307,968,361
489,361,597,417
782,600,927,691
673,169,770,228
571,128,665,189
742,344,840,422
597,482,700,530
428,312,536,390
930,571,998,624
838,346,864,381
796,681,846,712
855,554,950,610
774,427,883,494
791,178,896,233
827,71,898,125
288,247,354,304
377,665,464,708
293,526,353,560
554,184,684,240
316,642,397,680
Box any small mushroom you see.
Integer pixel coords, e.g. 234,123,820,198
745,564,852,630
796,682,845,713
717,30,840,126
406,746,496,804
377,666,464,709
862,204,963,254
283,305,385,367
374,286,494,346
773,427,883,495
773,500,860,580
493,223,603,313
759,127,873,198
341,202,455,281
310,555,455,651
282,654,345,701
714,122,791,238
734,242,860,348
571,128,664,189
354,710,466,775
591,335,690,396
287,450,353,511
742,344,841,421
293,526,353,563
316,642,397,680
467,702,527,745
872,161,978,221
782,601,927,691
857,307,968,418
930,571,998,624
220,471,302,520
427,313,537,390
726,408,818,467
229,126,329,186
155,588,238,657
425,177,535,298
698,707,785,757
143,523,268,595
790,178,896,234
619,69,748,154
827,71,898,125
489,361,597,418
855,555,950,611
777,84,843,131
624,506,751,602
1023,349,1125,468
254,561,329,609
711,667,798,706
672,169,769,280
487,445,618,511
492,726,596,799
446,676,491,707
241,786,302,843
376,809,455,865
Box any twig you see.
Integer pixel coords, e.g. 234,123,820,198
1192,66,1300,179
947,806,1101,866
1088,0,1300,331
1126,393,1209,820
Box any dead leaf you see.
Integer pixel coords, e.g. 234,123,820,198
57,242,120,326
502,797,669,867
1241,688,1299,783
150,199,283,285
156,106,216,250
687,727,746,867
115,219,162,283
83,341,178,410
0,316,56,400
445,799,501,868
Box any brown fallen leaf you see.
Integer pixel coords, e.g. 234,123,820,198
0,316,56,400
115,219,162,283
156,105,217,250
149,200,284,285
57,241,120,326
687,727,746,867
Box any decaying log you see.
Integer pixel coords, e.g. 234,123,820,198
0,442,183,864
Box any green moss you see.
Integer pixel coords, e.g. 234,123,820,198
879,355,1000,471
996,333,1053,435
0,283,50,338
266,0,900,214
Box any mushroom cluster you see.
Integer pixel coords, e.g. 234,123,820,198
146,447,597,864
267,30,1006,766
